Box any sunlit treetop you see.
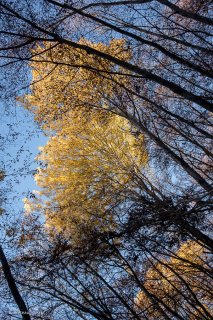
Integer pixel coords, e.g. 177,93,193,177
20,38,131,131
21,37,147,250
135,240,212,319
23,111,147,247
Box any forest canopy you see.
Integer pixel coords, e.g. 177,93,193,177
0,0,212,319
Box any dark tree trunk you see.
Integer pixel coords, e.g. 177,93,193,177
0,245,31,320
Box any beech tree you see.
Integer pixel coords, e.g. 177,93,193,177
0,172,31,320
135,241,212,319
20,39,212,251
13,223,213,320
23,110,147,250
0,0,212,319
0,0,212,194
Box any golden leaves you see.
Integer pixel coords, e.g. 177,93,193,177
135,241,212,318
20,38,131,131
32,113,147,241
21,38,146,247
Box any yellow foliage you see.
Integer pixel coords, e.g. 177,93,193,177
20,39,131,131
21,38,146,247
30,112,147,243
135,241,213,319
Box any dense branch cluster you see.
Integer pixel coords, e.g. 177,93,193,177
0,0,212,319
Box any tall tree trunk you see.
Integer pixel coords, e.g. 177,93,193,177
0,245,31,320
182,223,213,252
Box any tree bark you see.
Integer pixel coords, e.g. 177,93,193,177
0,245,31,320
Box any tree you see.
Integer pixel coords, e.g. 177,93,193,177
0,172,31,320
20,39,213,251
0,1,212,318
20,39,131,131
0,0,212,192
135,241,213,319
17,36,212,318
0,245,31,320
13,219,213,320
23,108,147,252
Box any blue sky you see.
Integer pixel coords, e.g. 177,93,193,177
0,99,47,212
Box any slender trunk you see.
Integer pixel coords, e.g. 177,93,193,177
182,222,213,252
47,0,213,79
158,0,213,26
127,114,212,192
0,245,31,320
